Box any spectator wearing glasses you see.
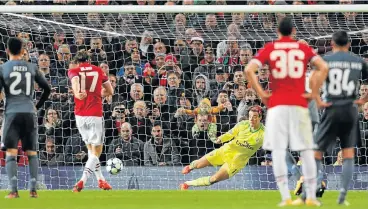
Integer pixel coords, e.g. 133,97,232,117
181,37,205,74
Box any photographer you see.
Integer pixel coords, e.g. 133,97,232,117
88,37,107,66
104,104,128,145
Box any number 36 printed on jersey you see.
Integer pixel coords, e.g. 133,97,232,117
270,49,305,79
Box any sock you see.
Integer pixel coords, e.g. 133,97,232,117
185,176,211,187
338,158,354,203
300,150,317,200
6,156,18,193
94,160,105,181
189,160,198,170
272,150,291,201
286,152,302,181
81,154,98,184
315,159,323,186
28,155,39,192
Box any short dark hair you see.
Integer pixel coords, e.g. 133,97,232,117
332,30,350,47
278,16,294,36
75,50,90,63
7,37,23,55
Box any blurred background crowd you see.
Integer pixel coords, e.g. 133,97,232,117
0,0,367,168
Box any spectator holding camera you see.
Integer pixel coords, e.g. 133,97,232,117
107,122,144,166
144,122,180,166
39,107,69,148
105,104,128,144
88,37,107,66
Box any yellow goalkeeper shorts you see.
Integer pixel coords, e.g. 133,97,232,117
205,146,249,177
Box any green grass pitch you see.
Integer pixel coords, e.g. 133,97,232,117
1,190,367,209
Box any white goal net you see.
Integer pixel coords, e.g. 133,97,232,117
0,2,367,191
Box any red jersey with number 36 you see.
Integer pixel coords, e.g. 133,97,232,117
68,62,108,117
251,37,318,108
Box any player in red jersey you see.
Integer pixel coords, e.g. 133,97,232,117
68,50,114,192
245,17,328,207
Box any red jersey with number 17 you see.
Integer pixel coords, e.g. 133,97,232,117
68,62,108,117
251,37,318,108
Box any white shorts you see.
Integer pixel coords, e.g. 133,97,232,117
75,116,104,145
263,105,314,151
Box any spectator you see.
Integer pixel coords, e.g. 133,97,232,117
237,88,261,122
144,123,180,166
38,108,68,148
45,29,66,61
88,37,108,66
127,101,152,142
217,36,240,66
125,83,146,111
39,136,64,166
70,28,87,56
64,133,88,165
117,61,144,98
107,122,144,166
105,104,128,144
192,74,214,107
103,75,124,119
188,114,218,162
181,37,205,73
231,84,247,108
139,30,155,61
334,150,343,166
50,44,71,82
171,13,187,36
215,90,237,134
166,71,186,111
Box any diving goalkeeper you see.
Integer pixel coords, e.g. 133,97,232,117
180,106,265,190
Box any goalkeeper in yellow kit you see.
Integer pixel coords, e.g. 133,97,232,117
180,106,265,190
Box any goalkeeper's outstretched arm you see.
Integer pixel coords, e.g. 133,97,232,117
216,122,241,144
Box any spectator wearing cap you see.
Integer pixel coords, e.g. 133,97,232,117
214,65,229,90
181,37,205,74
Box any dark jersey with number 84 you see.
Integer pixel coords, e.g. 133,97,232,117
322,51,368,106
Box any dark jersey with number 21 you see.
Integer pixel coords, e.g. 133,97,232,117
322,51,368,106
0,60,49,113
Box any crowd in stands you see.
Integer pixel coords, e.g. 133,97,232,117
0,0,367,168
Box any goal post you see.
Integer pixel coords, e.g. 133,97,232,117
0,4,367,191
0,4,368,13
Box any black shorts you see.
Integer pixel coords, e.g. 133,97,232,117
315,104,358,152
2,112,38,151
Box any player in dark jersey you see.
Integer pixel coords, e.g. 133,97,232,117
314,31,368,205
0,37,51,198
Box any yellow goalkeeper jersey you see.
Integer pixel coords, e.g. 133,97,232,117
218,120,265,157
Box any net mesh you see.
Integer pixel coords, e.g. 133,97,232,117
0,1,367,190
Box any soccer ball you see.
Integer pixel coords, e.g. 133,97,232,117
106,158,123,175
